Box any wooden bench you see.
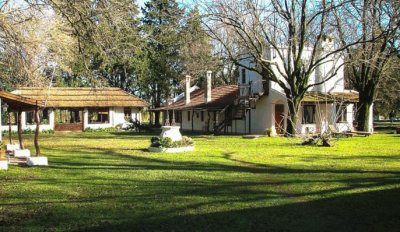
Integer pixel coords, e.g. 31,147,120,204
328,125,353,138
350,131,372,137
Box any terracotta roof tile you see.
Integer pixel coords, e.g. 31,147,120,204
155,85,239,111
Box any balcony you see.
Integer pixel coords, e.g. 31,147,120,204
239,79,268,97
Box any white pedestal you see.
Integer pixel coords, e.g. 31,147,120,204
14,149,31,158
27,156,48,166
160,126,182,142
0,160,8,170
6,144,20,152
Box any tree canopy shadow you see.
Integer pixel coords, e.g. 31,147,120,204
80,187,400,232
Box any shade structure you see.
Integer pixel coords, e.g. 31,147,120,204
12,87,148,108
0,90,44,155
0,91,43,111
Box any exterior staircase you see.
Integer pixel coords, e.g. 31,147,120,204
213,80,268,134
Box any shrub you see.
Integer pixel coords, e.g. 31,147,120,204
159,137,173,148
301,137,319,146
41,129,55,134
264,128,272,137
180,136,194,146
9,129,55,134
150,136,194,148
84,127,118,133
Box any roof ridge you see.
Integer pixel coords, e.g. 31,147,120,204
17,87,121,90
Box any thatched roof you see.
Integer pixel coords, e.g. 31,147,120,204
153,85,240,111
0,91,44,111
12,87,148,108
303,91,359,103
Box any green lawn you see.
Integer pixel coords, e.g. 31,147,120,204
0,132,399,232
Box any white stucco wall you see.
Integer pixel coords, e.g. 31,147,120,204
180,110,210,132
113,107,125,127
0,107,145,132
1,109,55,132
239,44,345,96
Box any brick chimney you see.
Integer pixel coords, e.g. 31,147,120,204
205,71,212,103
185,75,191,105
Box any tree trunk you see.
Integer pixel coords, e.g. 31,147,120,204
17,109,24,149
356,98,373,132
34,108,40,156
154,111,161,127
355,85,375,132
286,98,301,136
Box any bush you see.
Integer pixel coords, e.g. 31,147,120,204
301,133,332,147
41,129,55,134
160,137,173,148
150,136,194,148
84,127,118,133
301,136,319,146
9,129,55,134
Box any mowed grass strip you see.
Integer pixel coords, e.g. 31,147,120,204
0,132,399,232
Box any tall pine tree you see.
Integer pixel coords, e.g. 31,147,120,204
140,0,184,126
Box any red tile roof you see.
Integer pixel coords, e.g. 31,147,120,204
154,85,239,111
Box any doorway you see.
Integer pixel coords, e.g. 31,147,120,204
54,108,84,131
274,104,285,135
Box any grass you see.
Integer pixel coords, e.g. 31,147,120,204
0,132,399,232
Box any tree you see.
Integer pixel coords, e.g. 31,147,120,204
47,0,144,90
202,0,357,135
140,0,185,126
334,0,400,131
375,55,400,117
180,7,216,87
0,1,77,90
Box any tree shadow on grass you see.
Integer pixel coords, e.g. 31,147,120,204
3,147,400,231
44,148,400,176
80,187,400,232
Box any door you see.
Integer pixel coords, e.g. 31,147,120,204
275,104,285,135
54,108,84,131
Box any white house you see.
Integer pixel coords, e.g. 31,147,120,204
1,87,148,132
154,39,373,135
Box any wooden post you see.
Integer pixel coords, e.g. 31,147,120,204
8,110,12,144
207,111,211,133
17,109,24,149
191,110,194,132
249,109,251,134
34,106,40,156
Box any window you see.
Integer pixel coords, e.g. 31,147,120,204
336,105,347,123
175,111,182,123
302,105,316,124
89,108,109,124
201,111,204,122
187,111,191,121
241,69,246,84
25,109,50,125
1,112,18,125
124,108,132,121
26,111,35,125
56,109,82,124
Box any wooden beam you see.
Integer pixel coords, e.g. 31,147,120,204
8,110,12,144
34,106,40,156
191,110,194,132
17,109,24,149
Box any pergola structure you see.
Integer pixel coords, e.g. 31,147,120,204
0,91,44,155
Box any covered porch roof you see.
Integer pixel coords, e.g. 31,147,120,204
0,91,43,111
303,91,359,103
